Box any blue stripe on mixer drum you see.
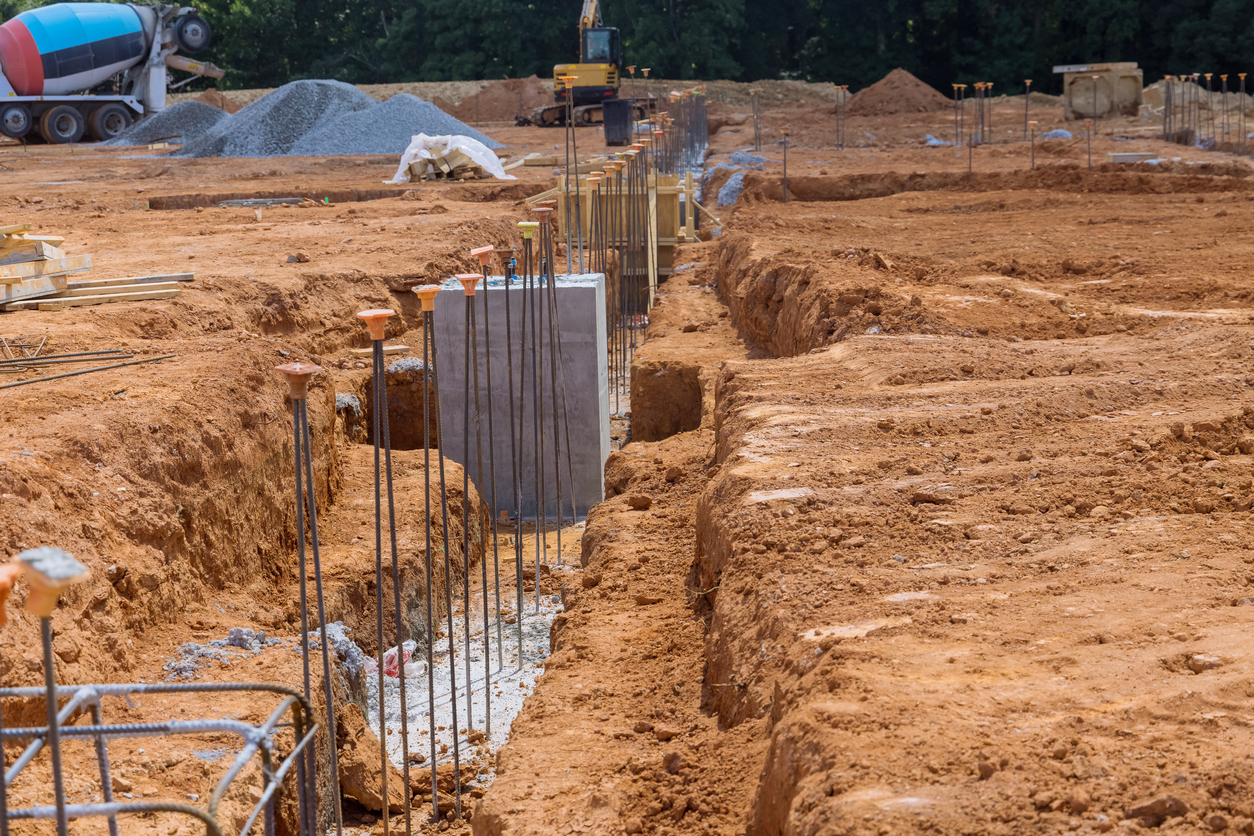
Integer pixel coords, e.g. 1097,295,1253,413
38,30,146,82
16,3,142,53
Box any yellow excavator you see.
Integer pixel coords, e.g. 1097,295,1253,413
523,0,653,126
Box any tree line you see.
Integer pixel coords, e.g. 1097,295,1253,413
3,0,1254,95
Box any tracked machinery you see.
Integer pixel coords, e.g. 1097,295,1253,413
521,0,653,127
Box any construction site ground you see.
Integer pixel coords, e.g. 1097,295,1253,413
4,89,1254,836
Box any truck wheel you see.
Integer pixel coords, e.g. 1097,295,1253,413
174,14,212,53
0,104,32,139
87,104,134,142
39,106,85,144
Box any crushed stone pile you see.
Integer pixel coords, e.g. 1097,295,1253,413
102,100,227,146
718,171,747,206
172,79,501,159
846,68,951,117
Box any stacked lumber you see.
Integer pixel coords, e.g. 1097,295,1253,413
2,273,194,312
0,224,74,266
0,223,193,312
0,224,94,308
408,148,488,182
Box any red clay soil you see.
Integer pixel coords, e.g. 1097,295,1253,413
7,89,1254,836
436,76,554,124
846,68,952,117
194,88,244,114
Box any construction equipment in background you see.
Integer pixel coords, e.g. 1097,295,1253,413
0,3,224,144
522,0,653,127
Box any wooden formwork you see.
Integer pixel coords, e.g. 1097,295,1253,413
525,171,697,310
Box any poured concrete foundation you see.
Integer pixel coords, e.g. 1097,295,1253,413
432,273,609,519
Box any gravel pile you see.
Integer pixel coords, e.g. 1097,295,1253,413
103,101,226,146
293,93,501,154
718,171,747,206
386,357,427,375
172,79,500,159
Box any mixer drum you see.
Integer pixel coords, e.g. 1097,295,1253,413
0,3,149,96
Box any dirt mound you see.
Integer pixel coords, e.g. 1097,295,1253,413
846,67,950,117
438,75,553,123
194,88,243,114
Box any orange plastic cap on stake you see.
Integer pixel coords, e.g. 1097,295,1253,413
518,220,540,239
471,245,495,266
275,361,322,400
413,285,440,312
17,547,87,619
455,274,480,296
357,309,394,341
642,68,651,77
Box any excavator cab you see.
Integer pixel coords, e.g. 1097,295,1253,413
555,26,622,107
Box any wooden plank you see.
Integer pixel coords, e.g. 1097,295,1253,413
0,274,68,307
35,288,179,311
523,156,559,166
67,273,194,290
0,224,32,236
0,255,92,286
349,345,409,357
59,281,182,298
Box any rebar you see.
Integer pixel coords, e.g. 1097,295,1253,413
473,248,504,675
1023,79,1031,141
276,359,342,836
378,336,413,836
458,279,476,731
412,285,441,824
0,353,174,390
40,618,67,836
428,307,463,820
781,126,789,203
358,308,402,836
510,229,531,668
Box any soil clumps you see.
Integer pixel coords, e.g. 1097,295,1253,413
846,67,951,116
435,75,553,123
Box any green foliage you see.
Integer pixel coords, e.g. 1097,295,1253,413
5,0,1254,95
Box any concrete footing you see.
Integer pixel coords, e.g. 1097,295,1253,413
433,273,609,519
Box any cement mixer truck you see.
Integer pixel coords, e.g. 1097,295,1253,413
0,3,223,144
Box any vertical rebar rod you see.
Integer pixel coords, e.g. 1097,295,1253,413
1241,74,1247,155
87,701,119,836
1024,79,1031,141
460,291,474,732
509,233,530,669
545,223,581,542
379,343,413,835
415,292,439,825
299,393,345,836
41,618,67,836
468,285,492,735
429,306,462,820
0,668,9,836
953,84,960,146
477,257,503,675
370,334,391,836
291,398,317,836
532,251,545,612
782,128,789,203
